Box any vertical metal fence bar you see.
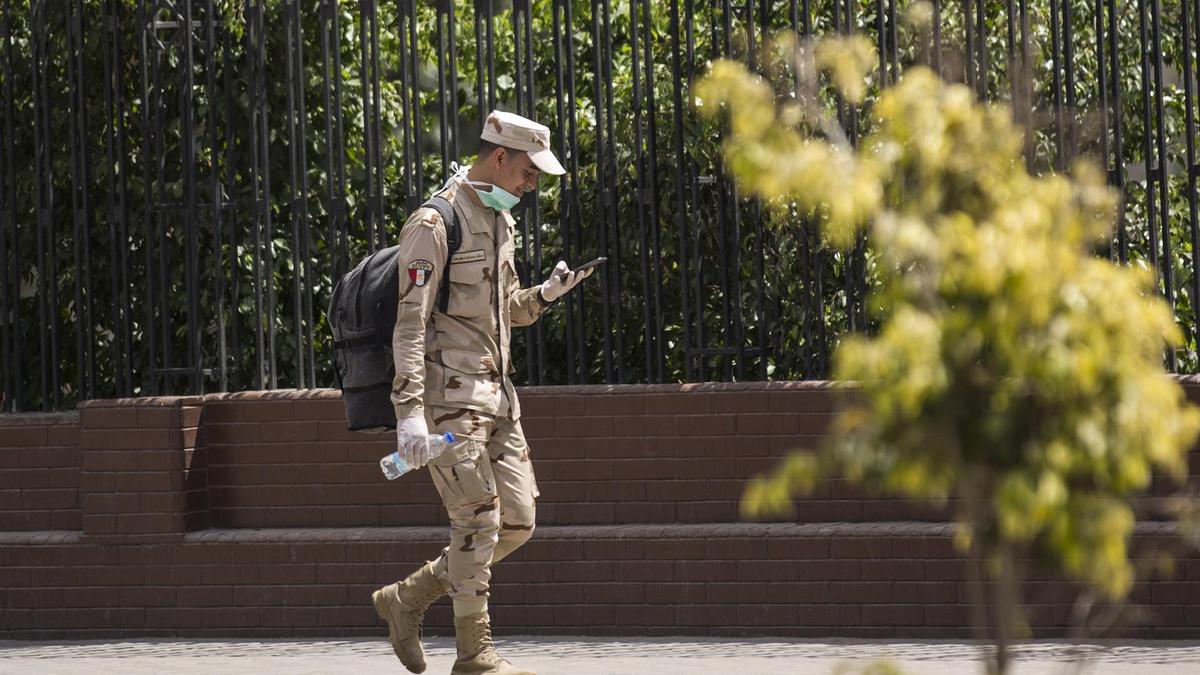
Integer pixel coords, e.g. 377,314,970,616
370,2,385,250
1005,0,1016,103
321,0,348,289
68,0,82,398
790,0,812,377
796,0,826,377
0,0,12,410
220,3,238,391
181,0,203,394
153,11,174,392
754,0,767,379
204,0,228,392
1008,0,1032,170
590,0,614,383
643,0,664,382
66,0,95,400
964,0,975,91
602,0,623,382
284,0,314,388
888,0,898,79
137,0,154,394
262,1,277,390
512,0,544,384
302,12,317,389
566,0,587,384
363,0,385,251
484,0,497,113
1149,0,1175,369
976,0,988,98
733,0,752,381
684,0,703,380
448,2,460,162
669,0,692,382
550,0,575,383
732,0,747,377
437,0,451,173
101,0,131,397
630,0,652,381
432,0,460,167
1101,0,1127,264
877,0,888,86
1136,0,1161,297
1018,0,1033,170
474,0,485,122
1050,0,1065,170
556,0,586,383
716,0,734,381
474,0,490,121
247,0,274,389
398,0,414,213
1062,0,1076,163
32,0,56,409
932,0,942,76
1183,0,1200,345
475,0,494,113
1094,0,1111,256
836,0,866,336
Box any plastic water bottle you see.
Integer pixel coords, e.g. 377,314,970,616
380,432,456,480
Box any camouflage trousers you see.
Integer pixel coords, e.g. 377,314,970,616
423,404,539,606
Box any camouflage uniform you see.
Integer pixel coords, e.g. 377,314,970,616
390,176,548,607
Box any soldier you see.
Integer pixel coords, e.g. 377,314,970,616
371,110,594,675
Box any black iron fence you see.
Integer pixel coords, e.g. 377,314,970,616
1,0,1199,412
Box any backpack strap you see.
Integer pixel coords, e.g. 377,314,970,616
422,195,461,314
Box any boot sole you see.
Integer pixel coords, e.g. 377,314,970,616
372,588,426,674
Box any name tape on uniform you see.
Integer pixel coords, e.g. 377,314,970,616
450,249,486,265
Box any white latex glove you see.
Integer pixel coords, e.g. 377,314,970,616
539,260,595,303
396,413,431,470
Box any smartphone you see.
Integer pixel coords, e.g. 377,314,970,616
558,256,607,280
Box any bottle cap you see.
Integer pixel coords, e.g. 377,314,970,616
442,432,456,443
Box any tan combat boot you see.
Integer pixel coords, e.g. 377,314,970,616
371,560,451,674
451,611,534,675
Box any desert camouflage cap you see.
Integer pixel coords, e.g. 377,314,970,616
480,110,565,176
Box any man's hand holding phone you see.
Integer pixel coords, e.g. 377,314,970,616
540,257,605,303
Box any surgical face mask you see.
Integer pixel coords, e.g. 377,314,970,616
445,162,520,212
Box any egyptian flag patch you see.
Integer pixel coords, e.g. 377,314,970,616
408,259,434,287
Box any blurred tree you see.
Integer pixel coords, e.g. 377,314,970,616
699,32,1200,675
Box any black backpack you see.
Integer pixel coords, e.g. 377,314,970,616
328,196,461,431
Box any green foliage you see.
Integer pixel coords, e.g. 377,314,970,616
702,30,1200,613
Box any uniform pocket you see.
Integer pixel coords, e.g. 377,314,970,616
435,453,497,508
446,261,491,318
441,349,501,409
426,405,493,467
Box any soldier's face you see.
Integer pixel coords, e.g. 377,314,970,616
492,148,540,200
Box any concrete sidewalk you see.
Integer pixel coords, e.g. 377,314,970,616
2,636,1200,674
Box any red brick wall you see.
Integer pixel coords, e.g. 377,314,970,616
1,382,1199,639
198,384,945,528
78,398,208,541
0,412,80,531
0,524,1193,639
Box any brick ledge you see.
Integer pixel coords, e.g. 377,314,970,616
0,521,1180,546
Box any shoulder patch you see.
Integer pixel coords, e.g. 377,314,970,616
408,259,434,287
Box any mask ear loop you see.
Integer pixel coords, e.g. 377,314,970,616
438,161,472,194
445,160,506,201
